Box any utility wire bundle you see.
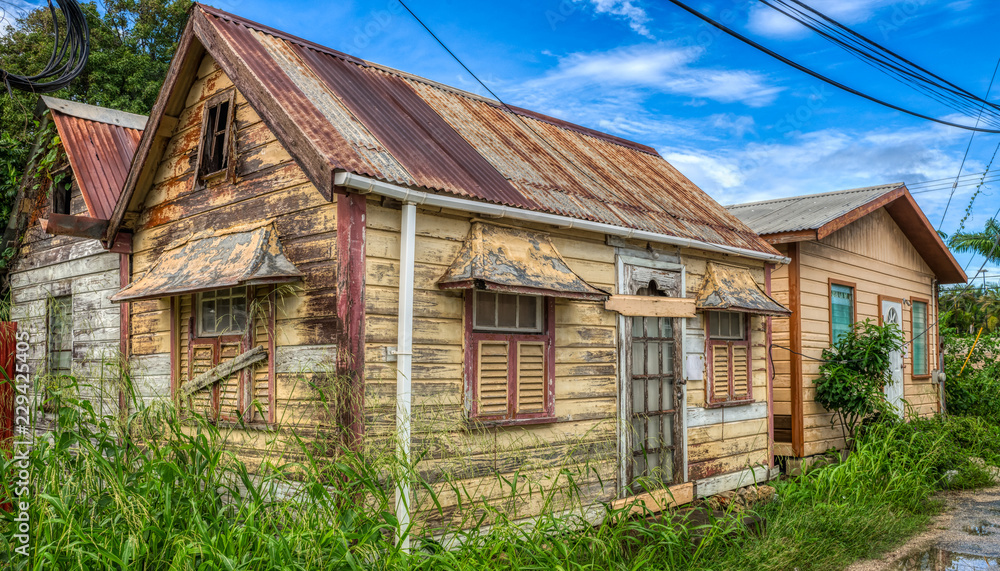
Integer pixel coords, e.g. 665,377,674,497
0,0,89,94
664,0,1000,133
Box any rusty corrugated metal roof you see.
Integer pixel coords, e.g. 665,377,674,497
43,97,145,220
175,5,779,257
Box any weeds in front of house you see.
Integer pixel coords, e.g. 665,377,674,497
1,359,999,570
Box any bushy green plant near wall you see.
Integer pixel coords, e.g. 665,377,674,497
813,319,903,448
943,334,1000,423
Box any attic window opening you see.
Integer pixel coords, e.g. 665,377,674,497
52,174,73,215
199,91,235,180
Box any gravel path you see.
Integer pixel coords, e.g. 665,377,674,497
847,487,1000,571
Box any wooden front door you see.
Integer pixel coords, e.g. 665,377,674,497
880,297,904,417
628,313,682,491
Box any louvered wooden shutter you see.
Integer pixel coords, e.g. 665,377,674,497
712,344,730,401
477,341,509,417
251,289,272,423
188,339,217,416
217,341,244,421
516,342,546,414
732,345,749,399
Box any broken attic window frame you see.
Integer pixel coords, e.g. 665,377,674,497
51,170,74,216
197,89,235,182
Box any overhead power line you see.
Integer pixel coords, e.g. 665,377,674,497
662,0,1000,133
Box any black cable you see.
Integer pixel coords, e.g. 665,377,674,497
1,0,89,94
662,0,1000,133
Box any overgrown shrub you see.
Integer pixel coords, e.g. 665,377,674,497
813,319,903,447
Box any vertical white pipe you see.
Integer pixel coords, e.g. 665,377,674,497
395,202,416,550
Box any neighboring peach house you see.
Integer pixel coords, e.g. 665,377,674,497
728,184,966,461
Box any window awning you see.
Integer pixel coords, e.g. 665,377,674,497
696,263,790,316
438,222,609,301
110,224,301,303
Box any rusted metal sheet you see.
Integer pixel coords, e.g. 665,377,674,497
192,5,778,257
438,222,608,301
39,213,109,239
46,101,144,220
696,263,790,316
111,224,301,302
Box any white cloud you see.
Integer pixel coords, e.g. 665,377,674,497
664,124,974,210
518,44,783,107
746,0,931,39
576,0,653,38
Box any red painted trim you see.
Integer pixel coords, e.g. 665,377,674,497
0,322,17,454
109,231,132,254
705,312,752,404
765,263,774,469
464,293,556,424
336,192,367,447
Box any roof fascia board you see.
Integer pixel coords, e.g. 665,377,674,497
40,96,147,130
883,189,967,284
106,12,204,243
189,9,337,201
815,186,906,240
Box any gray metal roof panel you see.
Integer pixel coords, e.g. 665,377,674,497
725,183,904,235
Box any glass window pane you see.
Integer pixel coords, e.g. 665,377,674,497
645,317,657,338
660,318,672,338
647,341,658,375
647,378,660,413
232,298,248,333
201,299,216,334
632,378,644,415
632,343,644,376
518,296,538,330
635,419,646,452
632,317,642,337
662,380,673,410
497,294,518,328
831,284,854,342
709,312,721,338
662,342,674,374
475,292,496,329
218,298,230,333
913,301,928,375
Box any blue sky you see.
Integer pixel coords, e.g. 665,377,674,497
187,1,1000,279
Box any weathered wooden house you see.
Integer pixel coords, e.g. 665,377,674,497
728,184,966,462
4,97,144,424
94,4,790,529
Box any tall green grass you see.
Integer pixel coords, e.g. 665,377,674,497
2,369,998,570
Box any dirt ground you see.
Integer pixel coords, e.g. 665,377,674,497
847,486,1000,571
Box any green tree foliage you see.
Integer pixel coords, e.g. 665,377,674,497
949,218,1000,264
813,319,903,447
939,284,1000,335
0,0,190,227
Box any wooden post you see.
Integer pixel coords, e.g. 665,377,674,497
788,243,804,458
336,192,366,448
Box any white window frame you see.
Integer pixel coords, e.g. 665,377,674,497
472,290,543,333
197,286,249,337
708,311,746,341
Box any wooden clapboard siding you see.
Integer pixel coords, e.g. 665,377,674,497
127,53,339,462
675,248,772,484
363,199,619,528
770,208,941,459
10,174,123,431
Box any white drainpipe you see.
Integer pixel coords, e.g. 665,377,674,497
334,172,790,265
395,201,417,550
